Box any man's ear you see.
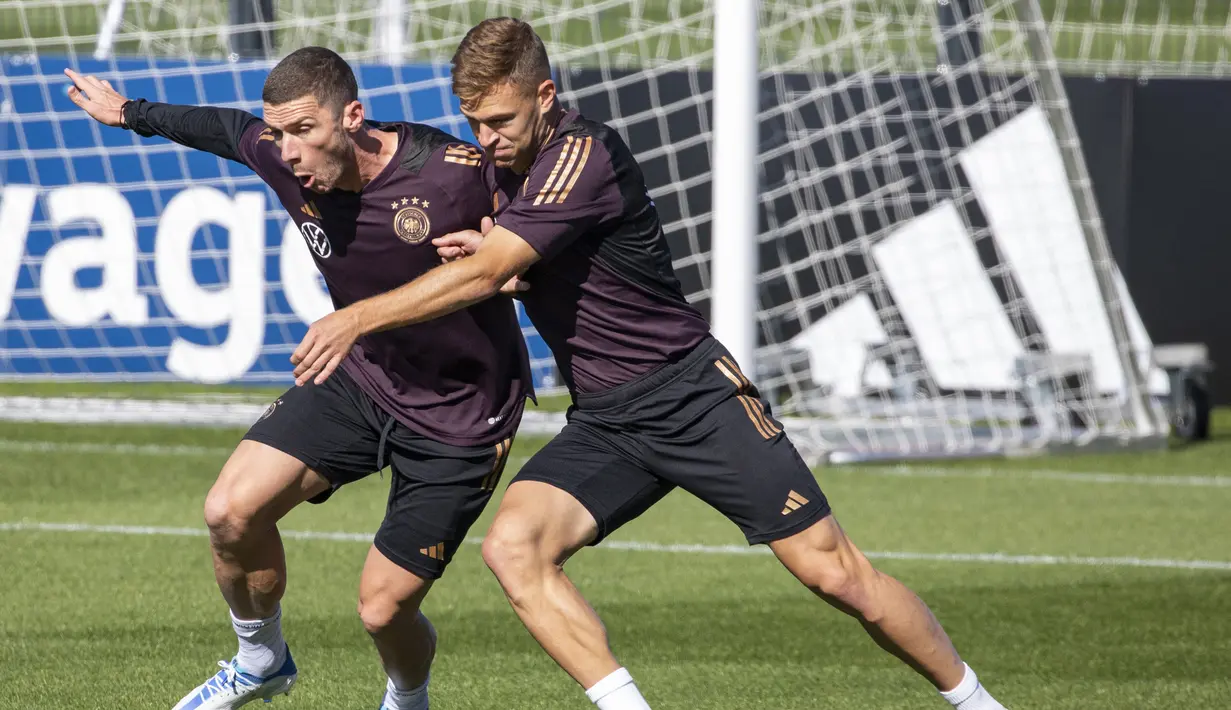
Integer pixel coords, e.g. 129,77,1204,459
536,79,556,113
341,99,365,133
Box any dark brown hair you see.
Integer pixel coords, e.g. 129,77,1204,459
451,17,551,106
262,46,358,115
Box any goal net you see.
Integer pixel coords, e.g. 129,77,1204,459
1,1,1196,458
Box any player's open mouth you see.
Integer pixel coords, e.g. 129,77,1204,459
297,174,315,189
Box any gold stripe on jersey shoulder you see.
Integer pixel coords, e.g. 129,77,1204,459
445,143,481,155
534,136,579,206
551,136,593,204
539,136,585,205
549,137,585,201
444,143,482,166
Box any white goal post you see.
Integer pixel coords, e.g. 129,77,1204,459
2,0,1195,461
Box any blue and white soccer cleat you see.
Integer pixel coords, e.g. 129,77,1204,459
171,648,297,709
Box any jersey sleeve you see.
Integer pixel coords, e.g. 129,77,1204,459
123,99,263,166
235,122,293,181
494,134,624,260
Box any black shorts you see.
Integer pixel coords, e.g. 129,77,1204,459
244,368,513,580
513,337,830,545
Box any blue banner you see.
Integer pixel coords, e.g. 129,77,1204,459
0,54,556,386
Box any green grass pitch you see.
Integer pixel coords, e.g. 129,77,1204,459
1,406,1229,708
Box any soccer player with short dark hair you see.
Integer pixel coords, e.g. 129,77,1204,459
289,18,1008,710
65,46,530,710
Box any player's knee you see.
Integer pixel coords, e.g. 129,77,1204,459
356,590,404,636
775,522,877,617
481,516,542,582
203,483,250,548
484,512,574,601
203,477,270,550
806,556,864,607
799,553,885,623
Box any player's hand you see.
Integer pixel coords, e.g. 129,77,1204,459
434,215,499,261
434,227,484,263
63,68,128,127
434,217,530,296
434,229,482,262
290,308,362,386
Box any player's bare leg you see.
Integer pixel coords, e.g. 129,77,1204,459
481,481,614,683
205,440,329,624
168,441,328,708
358,545,437,709
482,481,652,709
770,515,1006,709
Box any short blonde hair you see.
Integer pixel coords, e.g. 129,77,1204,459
451,17,551,108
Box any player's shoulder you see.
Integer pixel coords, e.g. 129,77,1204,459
554,109,610,139
386,122,489,202
535,110,622,176
531,111,620,179
391,122,481,174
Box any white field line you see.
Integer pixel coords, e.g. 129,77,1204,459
4,437,1229,490
0,396,567,435
837,465,1231,488
0,439,537,472
1,521,1228,572
0,439,235,457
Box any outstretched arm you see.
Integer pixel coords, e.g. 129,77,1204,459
65,68,260,164
436,216,530,297
289,225,541,386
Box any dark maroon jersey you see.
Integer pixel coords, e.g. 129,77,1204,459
488,109,710,394
122,100,529,446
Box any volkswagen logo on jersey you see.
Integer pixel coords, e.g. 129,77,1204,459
300,221,332,258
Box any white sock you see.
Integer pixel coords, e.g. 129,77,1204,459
230,607,287,678
940,664,1006,710
383,676,429,710
585,668,651,710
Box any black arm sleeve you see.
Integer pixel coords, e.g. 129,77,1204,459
122,99,262,164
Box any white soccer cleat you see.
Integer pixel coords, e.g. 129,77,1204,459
171,649,297,709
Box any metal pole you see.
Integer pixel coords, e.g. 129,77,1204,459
378,0,406,64
711,0,760,375
93,0,127,60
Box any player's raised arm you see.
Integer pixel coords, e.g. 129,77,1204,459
64,67,260,164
